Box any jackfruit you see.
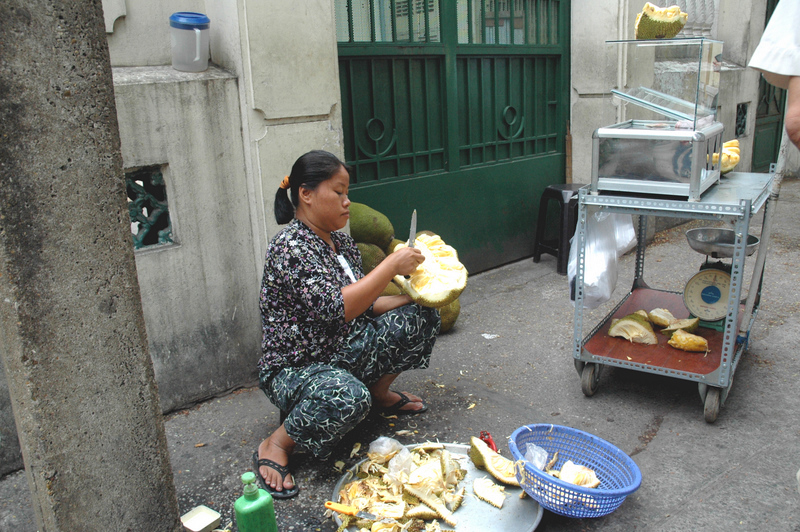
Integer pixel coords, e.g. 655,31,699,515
648,308,676,328
473,477,506,509
385,238,405,256
439,298,460,333
357,242,387,274
660,317,700,337
634,3,688,39
349,202,395,250
558,460,601,489
393,234,467,308
711,139,741,174
667,328,708,352
381,280,403,297
608,313,658,344
468,436,520,486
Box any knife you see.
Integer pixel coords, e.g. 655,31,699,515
407,209,417,248
325,501,380,521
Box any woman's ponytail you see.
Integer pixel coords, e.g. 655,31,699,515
274,186,294,224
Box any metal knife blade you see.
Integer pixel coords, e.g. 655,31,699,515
407,209,417,248
325,501,379,521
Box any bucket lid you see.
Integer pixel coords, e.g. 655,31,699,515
169,12,210,30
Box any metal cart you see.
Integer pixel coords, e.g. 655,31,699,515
571,171,781,422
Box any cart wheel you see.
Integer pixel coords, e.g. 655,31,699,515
581,363,601,397
704,387,720,423
574,359,585,377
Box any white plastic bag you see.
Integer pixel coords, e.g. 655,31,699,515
568,208,619,309
612,213,636,256
524,443,548,470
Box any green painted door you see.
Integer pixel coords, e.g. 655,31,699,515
336,0,570,273
752,0,786,173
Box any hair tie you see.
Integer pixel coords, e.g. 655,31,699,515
279,175,291,190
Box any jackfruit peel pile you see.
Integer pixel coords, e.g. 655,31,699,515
711,139,741,174
609,307,708,352
393,234,468,309
635,2,688,39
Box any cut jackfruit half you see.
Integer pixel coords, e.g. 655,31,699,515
711,139,741,174
635,2,688,39
468,436,520,486
393,233,468,308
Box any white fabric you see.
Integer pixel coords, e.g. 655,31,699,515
749,0,800,89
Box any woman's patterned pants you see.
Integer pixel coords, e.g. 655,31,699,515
260,303,440,459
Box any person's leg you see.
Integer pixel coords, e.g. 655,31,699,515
785,76,800,150
368,373,426,412
260,364,371,469
342,304,441,410
256,424,297,493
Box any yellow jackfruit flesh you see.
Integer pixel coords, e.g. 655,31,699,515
608,313,657,344
635,3,688,39
711,139,741,174
668,328,708,352
393,233,467,308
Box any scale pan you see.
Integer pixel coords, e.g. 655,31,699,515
686,228,759,258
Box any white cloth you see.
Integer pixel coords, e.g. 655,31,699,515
748,0,800,89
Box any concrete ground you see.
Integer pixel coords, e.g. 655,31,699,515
2,177,799,532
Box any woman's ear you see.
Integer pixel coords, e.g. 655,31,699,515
297,186,313,206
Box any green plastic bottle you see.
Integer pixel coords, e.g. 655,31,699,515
234,472,278,532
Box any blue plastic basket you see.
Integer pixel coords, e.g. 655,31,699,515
508,424,642,518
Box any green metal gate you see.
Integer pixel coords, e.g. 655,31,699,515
752,0,786,173
336,0,570,273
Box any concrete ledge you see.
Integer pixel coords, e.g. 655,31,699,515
112,64,236,86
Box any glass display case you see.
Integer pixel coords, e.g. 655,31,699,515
590,38,725,201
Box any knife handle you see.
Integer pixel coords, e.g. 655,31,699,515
325,501,358,516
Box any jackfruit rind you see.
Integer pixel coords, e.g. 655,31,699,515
349,202,395,250
468,436,520,486
660,317,699,337
635,2,688,39
393,233,468,308
439,298,460,333
357,242,387,275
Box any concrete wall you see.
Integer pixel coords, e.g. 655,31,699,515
0,0,344,474
113,66,261,412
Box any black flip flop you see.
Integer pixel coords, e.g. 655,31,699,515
379,391,428,416
252,451,299,499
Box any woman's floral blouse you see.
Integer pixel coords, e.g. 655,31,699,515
258,218,369,380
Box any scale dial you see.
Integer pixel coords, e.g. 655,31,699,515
683,268,731,322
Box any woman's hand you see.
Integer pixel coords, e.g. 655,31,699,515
341,247,425,322
384,246,425,276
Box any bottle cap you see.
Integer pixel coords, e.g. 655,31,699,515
241,471,258,494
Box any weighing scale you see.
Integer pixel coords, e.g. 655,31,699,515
683,228,759,331
684,262,731,331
